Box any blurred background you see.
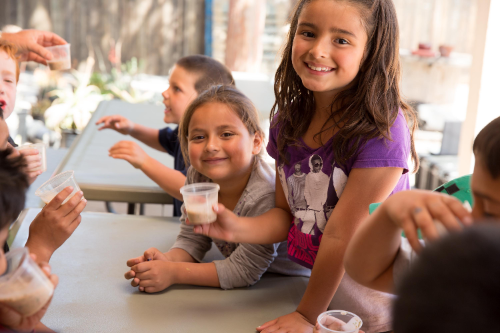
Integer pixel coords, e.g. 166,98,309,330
1,0,498,194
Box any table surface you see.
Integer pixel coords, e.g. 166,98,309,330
11,209,308,333
54,100,174,204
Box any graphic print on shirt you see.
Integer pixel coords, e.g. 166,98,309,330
279,154,338,236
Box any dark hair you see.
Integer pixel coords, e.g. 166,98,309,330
271,0,418,171
473,116,500,179
0,148,28,230
175,55,235,94
393,223,500,333
179,85,264,166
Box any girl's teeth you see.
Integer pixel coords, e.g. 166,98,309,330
307,64,332,72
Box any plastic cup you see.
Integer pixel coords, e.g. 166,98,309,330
0,247,54,316
317,310,363,333
45,44,71,71
35,170,80,204
17,142,47,173
180,183,220,225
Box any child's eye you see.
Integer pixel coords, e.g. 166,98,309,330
334,38,349,45
190,135,205,141
300,31,315,38
221,132,234,138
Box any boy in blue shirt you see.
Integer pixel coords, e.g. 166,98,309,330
96,56,234,216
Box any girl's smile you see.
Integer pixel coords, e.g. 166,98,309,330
292,0,367,97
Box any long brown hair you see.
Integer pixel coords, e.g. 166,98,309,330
272,0,418,171
179,85,264,166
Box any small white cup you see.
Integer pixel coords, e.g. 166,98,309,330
35,170,80,204
180,183,220,225
0,247,54,316
45,44,71,71
17,142,47,173
317,310,363,333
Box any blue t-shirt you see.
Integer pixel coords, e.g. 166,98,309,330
158,126,187,217
267,111,411,269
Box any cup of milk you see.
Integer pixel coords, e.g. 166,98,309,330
180,183,220,225
0,247,54,316
35,170,80,205
17,142,47,173
317,310,363,333
45,44,71,71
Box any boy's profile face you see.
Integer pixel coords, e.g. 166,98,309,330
471,156,500,220
161,65,199,125
0,50,17,120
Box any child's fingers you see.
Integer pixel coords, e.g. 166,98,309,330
139,286,145,292
412,206,439,240
45,186,74,209
444,196,473,225
427,200,463,232
124,270,136,279
131,277,140,287
257,318,277,331
144,248,158,261
131,262,151,273
126,256,145,267
19,148,40,157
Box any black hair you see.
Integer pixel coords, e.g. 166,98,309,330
0,147,28,230
393,222,500,333
473,116,500,179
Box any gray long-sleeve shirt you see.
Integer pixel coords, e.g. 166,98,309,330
171,156,311,289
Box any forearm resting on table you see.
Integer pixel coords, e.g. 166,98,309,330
232,208,291,244
164,248,197,263
344,204,403,293
296,235,348,324
173,262,220,287
129,124,165,152
141,157,185,201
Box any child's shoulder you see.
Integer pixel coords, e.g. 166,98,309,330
244,156,276,199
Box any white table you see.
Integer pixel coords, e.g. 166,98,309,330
54,100,174,212
11,209,309,333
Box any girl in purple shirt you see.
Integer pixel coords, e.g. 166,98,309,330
192,1,417,332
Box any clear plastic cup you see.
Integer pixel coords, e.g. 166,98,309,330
17,142,47,173
35,170,80,204
180,183,220,225
0,247,54,316
45,44,71,71
317,310,363,333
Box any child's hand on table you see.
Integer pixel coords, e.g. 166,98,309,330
125,248,168,287
0,255,58,332
108,141,150,169
190,203,240,243
257,311,314,333
96,115,134,135
127,260,177,293
382,190,473,252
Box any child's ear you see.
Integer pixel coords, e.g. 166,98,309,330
252,131,264,155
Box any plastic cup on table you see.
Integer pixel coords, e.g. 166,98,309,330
45,44,71,71
35,170,80,205
17,142,47,173
0,247,54,316
180,183,220,225
317,310,363,333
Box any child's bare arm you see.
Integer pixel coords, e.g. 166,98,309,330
96,115,165,152
108,142,185,201
192,168,291,244
344,190,472,293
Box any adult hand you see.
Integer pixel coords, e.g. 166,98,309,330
1,30,67,65
25,186,87,263
125,248,169,287
383,190,473,252
109,141,149,169
0,255,58,331
96,115,134,135
257,311,314,333
128,261,177,293
191,203,240,243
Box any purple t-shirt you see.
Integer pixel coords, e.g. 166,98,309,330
267,111,411,269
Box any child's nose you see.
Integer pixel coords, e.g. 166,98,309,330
309,37,330,59
205,137,220,152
